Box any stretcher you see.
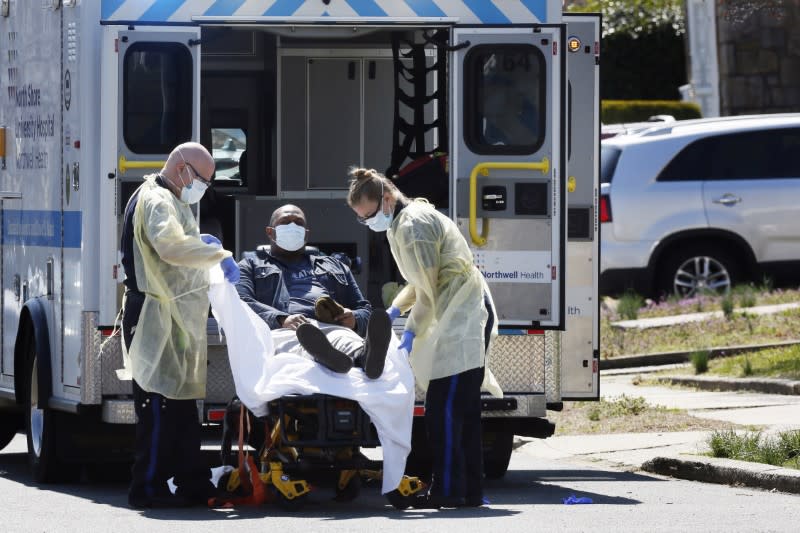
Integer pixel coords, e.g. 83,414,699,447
207,267,425,509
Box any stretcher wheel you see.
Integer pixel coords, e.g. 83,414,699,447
385,489,415,510
334,474,361,502
273,488,308,511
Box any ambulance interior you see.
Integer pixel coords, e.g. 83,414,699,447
121,24,544,307
198,25,447,306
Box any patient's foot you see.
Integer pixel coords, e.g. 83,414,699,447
361,310,391,379
296,324,354,374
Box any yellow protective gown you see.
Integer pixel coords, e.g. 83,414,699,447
123,175,231,399
388,199,502,396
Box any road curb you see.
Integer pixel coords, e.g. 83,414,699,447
652,376,800,395
642,456,800,495
600,340,800,370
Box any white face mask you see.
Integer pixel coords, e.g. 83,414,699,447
176,152,209,204
180,176,208,204
274,222,306,251
365,207,393,233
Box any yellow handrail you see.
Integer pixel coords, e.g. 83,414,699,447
118,155,165,174
469,158,550,246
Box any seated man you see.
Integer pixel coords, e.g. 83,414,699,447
236,204,388,378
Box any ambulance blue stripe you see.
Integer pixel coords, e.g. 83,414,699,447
463,0,509,23
1,210,82,248
344,0,388,17
205,0,247,16
520,0,547,22
101,0,126,19
264,0,305,16
403,0,446,18
140,0,185,21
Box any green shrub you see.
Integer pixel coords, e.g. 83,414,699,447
721,294,735,320
601,100,701,124
778,430,800,460
733,285,757,308
741,356,753,377
709,430,800,468
690,350,710,374
617,290,645,320
708,429,761,459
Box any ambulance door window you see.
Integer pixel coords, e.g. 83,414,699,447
212,128,246,187
463,44,545,155
123,43,193,153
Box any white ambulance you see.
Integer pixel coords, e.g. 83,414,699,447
0,0,600,483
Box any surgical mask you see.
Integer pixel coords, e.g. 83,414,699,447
179,167,208,204
274,222,306,251
365,201,394,233
177,150,209,204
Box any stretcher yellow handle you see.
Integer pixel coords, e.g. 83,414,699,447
118,155,166,174
469,158,550,246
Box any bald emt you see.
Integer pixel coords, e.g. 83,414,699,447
120,142,239,509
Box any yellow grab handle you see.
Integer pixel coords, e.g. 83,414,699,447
468,158,550,246
118,155,166,175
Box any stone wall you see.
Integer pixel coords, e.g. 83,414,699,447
717,0,800,115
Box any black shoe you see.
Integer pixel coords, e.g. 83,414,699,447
411,493,466,509
362,310,391,379
297,323,354,373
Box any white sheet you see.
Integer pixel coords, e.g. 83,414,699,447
207,266,415,494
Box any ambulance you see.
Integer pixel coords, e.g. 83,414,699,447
0,0,600,483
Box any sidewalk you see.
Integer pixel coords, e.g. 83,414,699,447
517,365,800,494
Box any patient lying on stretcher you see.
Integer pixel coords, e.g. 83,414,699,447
275,310,392,380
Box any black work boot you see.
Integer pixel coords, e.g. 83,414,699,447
357,311,392,379
296,323,355,373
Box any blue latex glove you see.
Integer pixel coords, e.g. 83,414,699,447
399,330,415,354
221,256,240,284
386,306,401,324
200,233,221,247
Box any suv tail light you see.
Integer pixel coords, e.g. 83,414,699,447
599,194,612,223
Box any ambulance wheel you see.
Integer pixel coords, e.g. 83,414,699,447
385,489,414,510
25,350,79,483
334,474,361,502
0,411,22,451
482,430,514,480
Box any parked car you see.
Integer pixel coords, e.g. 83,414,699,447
600,113,800,298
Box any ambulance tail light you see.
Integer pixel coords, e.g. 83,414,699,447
599,194,612,223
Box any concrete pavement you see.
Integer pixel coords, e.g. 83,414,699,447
517,367,800,494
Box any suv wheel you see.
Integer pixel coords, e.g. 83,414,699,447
660,245,740,298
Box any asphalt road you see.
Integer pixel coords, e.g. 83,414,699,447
2,431,799,533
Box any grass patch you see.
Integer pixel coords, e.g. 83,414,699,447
601,307,800,359
550,394,740,436
707,429,800,469
609,285,800,320
617,290,645,320
656,344,800,380
690,350,710,374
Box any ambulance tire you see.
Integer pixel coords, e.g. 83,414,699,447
482,430,514,480
25,349,79,483
0,412,22,451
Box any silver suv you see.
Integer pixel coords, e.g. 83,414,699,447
600,114,800,297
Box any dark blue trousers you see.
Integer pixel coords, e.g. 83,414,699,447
424,291,495,504
123,292,213,504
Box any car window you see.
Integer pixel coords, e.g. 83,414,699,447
658,127,800,181
657,137,714,181
707,127,800,180
600,145,621,183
